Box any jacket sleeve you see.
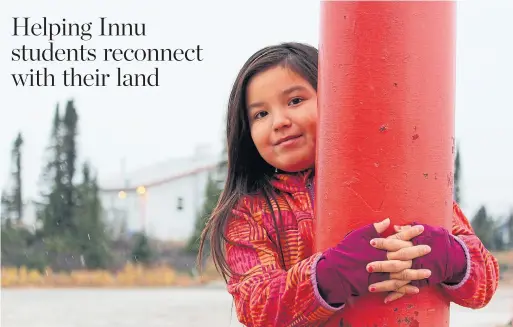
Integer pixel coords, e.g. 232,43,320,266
440,201,500,309
225,197,342,327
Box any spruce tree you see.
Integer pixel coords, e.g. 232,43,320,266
1,132,24,224
62,100,78,232
0,191,11,225
12,132,23,221
75,162,112,269
508,211,513,249
37,104,66,237
471,206,494,250
131,232,154,265
186,173,222,254
454,144,462,204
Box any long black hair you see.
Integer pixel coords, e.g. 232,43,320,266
198,42,319,282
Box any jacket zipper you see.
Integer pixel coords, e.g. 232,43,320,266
306,179,314,211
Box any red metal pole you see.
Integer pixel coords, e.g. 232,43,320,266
316,1,456,326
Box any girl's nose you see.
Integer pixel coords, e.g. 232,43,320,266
272,110,292,131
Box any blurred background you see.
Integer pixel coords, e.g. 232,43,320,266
1,0,512,326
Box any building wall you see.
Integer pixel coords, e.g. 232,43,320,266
100,167,217,241
98,149,225,241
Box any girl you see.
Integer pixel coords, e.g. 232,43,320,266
198,42,499,327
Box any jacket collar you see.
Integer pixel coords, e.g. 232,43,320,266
270,168,314,193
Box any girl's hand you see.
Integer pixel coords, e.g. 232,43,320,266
405,223,468,287
366,224,432,303
315,218,395,305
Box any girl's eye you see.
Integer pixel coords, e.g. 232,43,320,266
254,111,268,120
288,97,303,106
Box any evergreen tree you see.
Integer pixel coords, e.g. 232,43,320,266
454,144,462,204
62,100,78,232
74,162,112,269
131,232,154,265
2,101,114,271
12,132,23,221
37,104,66,237
1,133,24,224
1,220,45,271
1,133,46,270
508,211,513,249
471,206,494,250
1,190,12,225
37,100,79,237
36,101,85,265
186,146,227,256
186,173,222,254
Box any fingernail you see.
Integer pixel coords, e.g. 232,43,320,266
424,245,431,253
414,288,420,294
370,287,376,292
426,270,432,277
416,225,424,232
384,299,388,304
367,265,374,272
370,239,376,246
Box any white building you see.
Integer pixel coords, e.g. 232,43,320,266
98,146,225,242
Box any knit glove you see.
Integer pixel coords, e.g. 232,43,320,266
409,223,467,287
316,224,389,306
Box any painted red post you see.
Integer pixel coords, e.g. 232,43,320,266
316,1,456,326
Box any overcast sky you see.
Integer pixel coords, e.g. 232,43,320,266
1,0,512,219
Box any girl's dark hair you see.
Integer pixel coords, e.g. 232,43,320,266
198,42,318,282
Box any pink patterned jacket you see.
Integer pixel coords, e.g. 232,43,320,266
225,169,500,327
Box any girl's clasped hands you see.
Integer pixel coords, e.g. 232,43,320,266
368,219,432,303
316,217,467,305
367,218,467,303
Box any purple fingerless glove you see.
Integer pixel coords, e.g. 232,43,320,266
409,223,468,287
316,224,389,306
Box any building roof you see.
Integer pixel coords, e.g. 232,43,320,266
99,148,225,193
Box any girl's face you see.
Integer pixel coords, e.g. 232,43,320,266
246,66,317,172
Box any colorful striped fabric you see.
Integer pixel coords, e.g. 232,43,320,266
225,169,499,326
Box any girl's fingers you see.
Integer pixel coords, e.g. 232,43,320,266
396,284,420,295
393,225,412,233
384,285,420,303
370,225,424,251
369,279,410,293
366,260,412,273
384,292,405,303
373,218,391,234
387,245,431,261
370,238,412,252
389,224,424,241
390,269,431,281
